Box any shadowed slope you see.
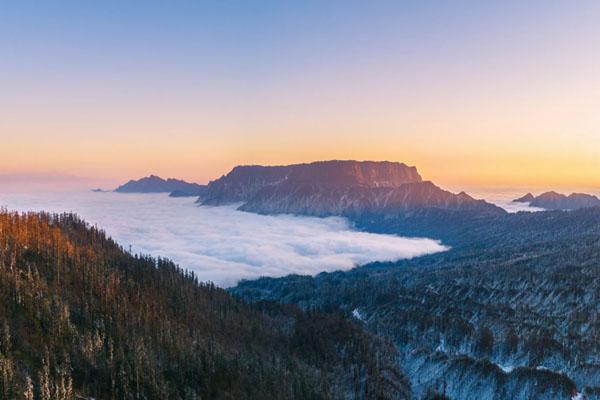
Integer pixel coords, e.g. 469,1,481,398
232,208,600,399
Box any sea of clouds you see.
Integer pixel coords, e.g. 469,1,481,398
0,190,448,287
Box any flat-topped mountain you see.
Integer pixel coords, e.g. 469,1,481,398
201,160,503,219
281,160,423,187
514,191,600,210
115,174,207,197
202,160,423,205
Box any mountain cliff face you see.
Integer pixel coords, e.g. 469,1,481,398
201,161,503,220
202,160,422,205
201,165,293,204
514,191,600,210
115,175,207,196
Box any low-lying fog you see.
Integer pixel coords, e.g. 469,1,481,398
0,191,447,287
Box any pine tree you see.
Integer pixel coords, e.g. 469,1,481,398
23,375,34,400
0,355,15,398
38,353,51,400
0,320,11,355
65,374,74,400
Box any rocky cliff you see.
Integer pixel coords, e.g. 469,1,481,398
202,160,422,205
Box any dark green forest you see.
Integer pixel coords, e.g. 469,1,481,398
0,210,410,400
234,208,600,399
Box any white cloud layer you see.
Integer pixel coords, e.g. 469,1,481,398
0,191,447,287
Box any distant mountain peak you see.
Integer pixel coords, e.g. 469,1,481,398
514,193,535,203
457,191,474,200
115,175,207,197
514,191,600,210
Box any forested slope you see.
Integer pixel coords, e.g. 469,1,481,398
234,208,600,399
355,206,600,248
0,210,410,400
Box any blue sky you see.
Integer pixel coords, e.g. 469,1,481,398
1,1,599,188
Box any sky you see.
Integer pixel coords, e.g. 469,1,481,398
1,1,599,189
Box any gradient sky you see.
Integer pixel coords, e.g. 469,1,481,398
1,1,599,189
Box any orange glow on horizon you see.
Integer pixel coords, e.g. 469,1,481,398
2,2,599,191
